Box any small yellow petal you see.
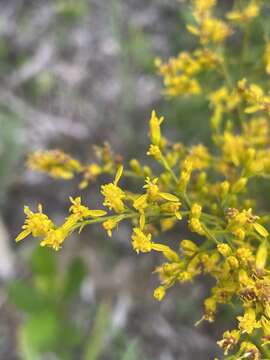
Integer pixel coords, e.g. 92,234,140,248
253,222,269,238
15,230,31,242
159,192,179,202
139,214,145,229
88,210,107,217
151,243,171,252
114,165,124,185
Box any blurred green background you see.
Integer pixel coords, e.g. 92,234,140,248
0,0,240,359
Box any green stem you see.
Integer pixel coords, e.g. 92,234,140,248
202,225,220,244
160,154,179,184
72,212,138,232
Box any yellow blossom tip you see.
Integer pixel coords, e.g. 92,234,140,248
114,165,124,185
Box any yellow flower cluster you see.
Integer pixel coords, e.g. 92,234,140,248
16,0,270,358
16,198,106,250
238,79,270,115
155,49,221,97
226,1,260,24
28,149,82,179
187,0,232,45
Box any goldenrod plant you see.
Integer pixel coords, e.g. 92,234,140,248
16,1,270,358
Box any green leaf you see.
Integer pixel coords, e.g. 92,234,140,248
60,321,83,347
31,246,57,277
63,257,87,299
20,330,40,360
8,280,46,313
83,302,110,360
21,310,61,352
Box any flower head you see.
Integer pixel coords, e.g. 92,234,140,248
16,205,55,242
40,228,68,251
226,2,260,24
131,227,152,254
69,197,106,219
153,286,166,301
28,150,82,179
101,166,126,213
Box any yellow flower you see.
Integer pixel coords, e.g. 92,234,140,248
149,110,164,146
160,201,182,220
147,144,162,160
102,218,120,237
209,86,240,129
101,166,126,213
131,227,152,253
217,330,240,355
201,253,220,273
153,286,166,301
226,2,260,24
188,18,232,45
192,0,216,18
186,145,210,170
204,296,217,322
40,213,80,251
40,227,68,251
178,159,193,192
217,244,231,257
238,79,270,115
143,177,180,205
237,308,260,334
133,194,148,213
191,203,202,218
79,163,102,189
143,177,160,202
180,239,199,257
16,205,55,242
69,197,107,219
155,54,202,97
231,177,247,194
189,218,205,235
238,342,261,360
28,149,82,179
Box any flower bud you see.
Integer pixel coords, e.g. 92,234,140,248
220,181,230,197
147,145,162,160
217,243,231,257
143,166,152,177
180,239,199,257
226,256,239,269
191,203,202,218
231,177,247,193
129,159,142,174
149,110,164,146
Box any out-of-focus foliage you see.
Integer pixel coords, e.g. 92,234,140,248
8,246,147,359
8,247,87,358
